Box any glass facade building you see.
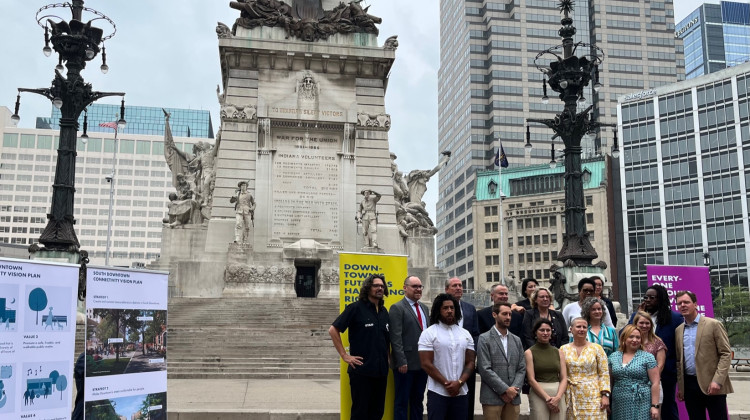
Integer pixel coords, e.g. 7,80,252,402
0,105,211,267
617,62,750,307
678,1,750,80
36,103,214,138
437,0,685,288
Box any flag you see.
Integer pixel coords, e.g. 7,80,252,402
495,144,509,168
99,121,118,129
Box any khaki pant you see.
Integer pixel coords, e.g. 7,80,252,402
528,381,566,420
482,402,520,420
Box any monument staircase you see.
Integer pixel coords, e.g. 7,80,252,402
167,296,341,379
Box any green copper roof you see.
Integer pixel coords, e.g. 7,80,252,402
475,157,606,201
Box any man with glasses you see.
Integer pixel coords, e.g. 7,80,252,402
390,276,430,420
329,274,391,420
561,277,614,328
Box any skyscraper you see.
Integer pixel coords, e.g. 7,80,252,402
678,1,750,80
436,0,685,288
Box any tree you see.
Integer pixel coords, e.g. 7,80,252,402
143,311,167,353
713,285,750,348
56,375,68,400
92,309,140,363
48,370,60,397
139,392,166,420
28,288,48,325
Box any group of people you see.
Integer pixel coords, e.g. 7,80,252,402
329,275,734,420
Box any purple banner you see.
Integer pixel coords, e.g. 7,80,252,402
646,264,715,419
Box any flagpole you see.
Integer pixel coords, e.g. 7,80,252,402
498,147,505,286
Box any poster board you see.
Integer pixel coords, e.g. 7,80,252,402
0,257,78,420
337,252,408,420
84,266,168,420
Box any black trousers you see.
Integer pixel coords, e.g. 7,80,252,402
660,371,679,420
465,370,476,419
393,368,428,420
427,390,468,420
349,371,388,420
683,374,728,420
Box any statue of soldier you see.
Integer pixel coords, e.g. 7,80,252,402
405,151,451,204
356,189,381,248
230,181,256,243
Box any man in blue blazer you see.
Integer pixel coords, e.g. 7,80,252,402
447,277,480,418
390,275,430,420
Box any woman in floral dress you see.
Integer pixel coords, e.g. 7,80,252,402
608,324,661,420
561,317,610,419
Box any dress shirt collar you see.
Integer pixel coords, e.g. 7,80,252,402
685,313,701,327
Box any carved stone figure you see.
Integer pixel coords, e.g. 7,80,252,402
384,35,398,50
230,181,256,243
405,151,451,204
229,0,382,41
171,141,218,209
163,192,203,228
356,189,381,248
357,112,391,129
221,103,257,120
216,22,232,38
297,73,318,101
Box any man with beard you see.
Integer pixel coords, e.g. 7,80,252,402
445,277,479,418
419,293,476,420
329,274,390,420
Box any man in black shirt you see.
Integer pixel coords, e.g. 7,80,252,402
329,273,391,420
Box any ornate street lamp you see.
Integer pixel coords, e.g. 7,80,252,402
14,1,125,255
526,0,614,266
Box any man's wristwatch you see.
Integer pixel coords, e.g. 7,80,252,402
600,391,611,398
651,404,660,409
458,379,464,385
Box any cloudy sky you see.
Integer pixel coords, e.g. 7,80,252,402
0,0,714,219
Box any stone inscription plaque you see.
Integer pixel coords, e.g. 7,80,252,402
272,131,341,241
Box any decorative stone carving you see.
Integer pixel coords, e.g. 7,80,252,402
226,263,252,283
384,35,398,50
229,0,382,42
216,22,233,38
296,72,318,101
221,103,257,120
318,268,339,285
357,112,391,129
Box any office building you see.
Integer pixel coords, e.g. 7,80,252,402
437,0,685,287
616,61,750,307
36,103,214,138
472,157,613,296
678,1,750,80
0,105,212,267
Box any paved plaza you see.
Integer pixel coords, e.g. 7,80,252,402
165,373,750,420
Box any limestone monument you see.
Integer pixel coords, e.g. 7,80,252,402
151,0,448,301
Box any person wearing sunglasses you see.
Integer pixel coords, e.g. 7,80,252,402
561,278,614,328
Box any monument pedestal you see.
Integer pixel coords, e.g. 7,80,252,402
405,233,447,302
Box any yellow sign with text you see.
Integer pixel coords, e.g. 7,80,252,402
337,252,408,420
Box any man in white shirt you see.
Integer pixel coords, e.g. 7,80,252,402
419,293,476,420
562,278,614,327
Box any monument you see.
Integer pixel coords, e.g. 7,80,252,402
151,0,448,301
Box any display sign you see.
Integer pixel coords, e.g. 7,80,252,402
84,266,168,420
337,252,408,420
0,257,78,420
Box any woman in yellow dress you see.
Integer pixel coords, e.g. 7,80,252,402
561,317,611,419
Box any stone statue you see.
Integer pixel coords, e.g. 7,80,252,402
390,153,409,204
406,151,451,204
356,189,381,248
384,35,398,50
230,181,256,243
163,192,203,228
170,141,217,209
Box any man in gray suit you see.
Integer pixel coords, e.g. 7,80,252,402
390,275,430,420
476,302,526,420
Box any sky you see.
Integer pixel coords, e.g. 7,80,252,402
0,0,721,220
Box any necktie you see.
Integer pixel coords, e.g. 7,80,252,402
415,302,424,330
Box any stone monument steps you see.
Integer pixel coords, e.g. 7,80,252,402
167,296,341,379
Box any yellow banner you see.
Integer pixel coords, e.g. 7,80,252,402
337,252,408,420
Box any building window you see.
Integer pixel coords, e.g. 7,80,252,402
533,217,540,228
586,196,593,206
587,213,594,224
518,236,524,246
542,234,549,244
542,217,548,227
519,254,525,263
549,216,557,227
525,219,532,229
517,220,523,230
508,238,513,248
534,235,541,245
551,234,557,244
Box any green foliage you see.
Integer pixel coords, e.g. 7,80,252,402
28,288,48,325
56,375,68,399
85,401,120,420
92,309,141,362
138,392,166,419
713,285,750,347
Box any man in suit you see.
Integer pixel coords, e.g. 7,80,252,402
675,290,733,420
478,284,523,337
390,275,430,420
446,277,480,418
477,302,526,420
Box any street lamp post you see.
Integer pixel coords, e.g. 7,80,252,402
526,0,615,266
12,1,125,258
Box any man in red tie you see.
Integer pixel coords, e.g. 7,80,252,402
390,275,430,420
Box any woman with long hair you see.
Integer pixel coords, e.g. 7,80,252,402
629,284,683,420
561,317,610,419
608,325,661,420
632,311,667,404
524,318,567,420
521,287,567,349
579,297,619,356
